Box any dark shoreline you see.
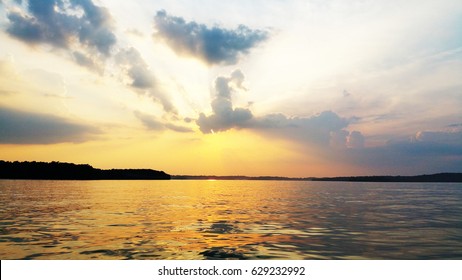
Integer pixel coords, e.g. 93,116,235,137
310,173,462,183
173,173,462,183
0,160,170,180
1,160,461,182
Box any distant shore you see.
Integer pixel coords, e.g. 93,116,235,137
173,173,462,182
310,173,462,183
1,160,461,182
0,160,170,180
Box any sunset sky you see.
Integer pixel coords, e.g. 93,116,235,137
1,0,461,177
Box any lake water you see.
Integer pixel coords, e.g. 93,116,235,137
0,180,461,260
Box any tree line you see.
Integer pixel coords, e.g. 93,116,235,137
0,160,170,180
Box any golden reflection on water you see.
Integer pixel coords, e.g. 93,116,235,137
0,180,461,259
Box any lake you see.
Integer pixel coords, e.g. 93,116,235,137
0,180,461,259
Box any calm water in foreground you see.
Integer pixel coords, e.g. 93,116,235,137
0,180,461,260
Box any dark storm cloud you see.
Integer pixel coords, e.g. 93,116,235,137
0,106,99,144
6,0,116,55
154,10,268,65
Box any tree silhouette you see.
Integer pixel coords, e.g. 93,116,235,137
0,160,170,180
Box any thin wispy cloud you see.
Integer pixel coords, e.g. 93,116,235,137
134,110,192,133
116,47,176,114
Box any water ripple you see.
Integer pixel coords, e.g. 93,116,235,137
1,180,461,259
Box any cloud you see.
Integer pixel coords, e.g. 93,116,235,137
116,48,175,114
414,130,462,146
133,110,164,131
248,111,364,152
126,28,143,37
328,128,462,175
197,70,253,133
3,3,176,115
196,70,363,148
154,10,268,65
448,123,462,128
165,123,193,133
6,0,116,56
347,131,365,149
134,111,192,133
0,106,99,144
329,130,349,149
72,51,101,72
116,48,154,89
252,111,351,146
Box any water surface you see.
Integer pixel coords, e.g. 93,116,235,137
0,180,461,259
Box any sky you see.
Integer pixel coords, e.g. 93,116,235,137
0,0,462,177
